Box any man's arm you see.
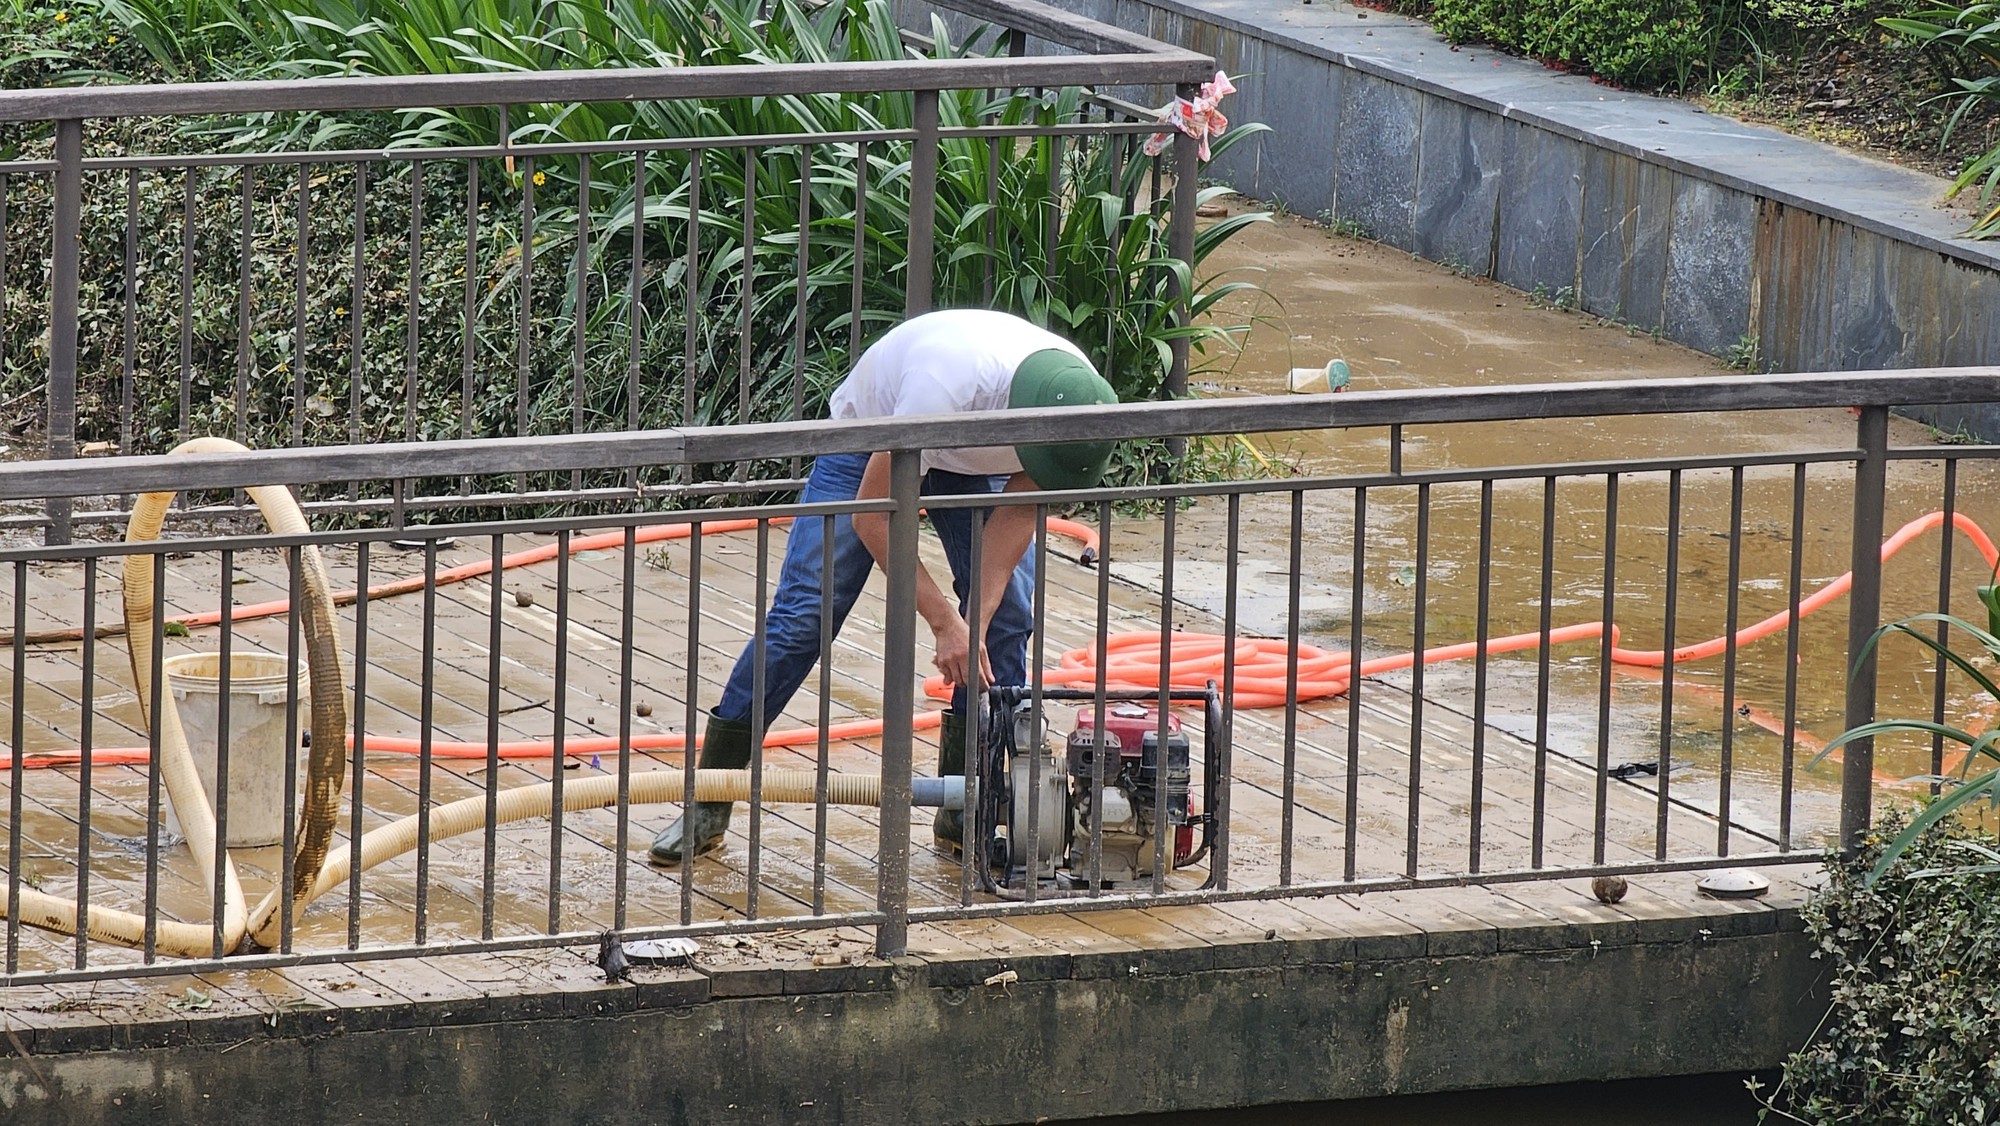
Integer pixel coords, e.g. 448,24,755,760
851,451,987,689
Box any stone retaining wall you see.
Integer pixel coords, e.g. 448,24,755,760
1031,0,2000,435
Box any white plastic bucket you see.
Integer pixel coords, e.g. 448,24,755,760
161,651,307,848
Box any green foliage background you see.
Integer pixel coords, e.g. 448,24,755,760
1767,812,2000,1123
0,0,1267,484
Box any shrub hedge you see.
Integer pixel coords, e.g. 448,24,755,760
1421,0,1755,90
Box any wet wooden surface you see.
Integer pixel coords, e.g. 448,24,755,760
0,519,1833,1020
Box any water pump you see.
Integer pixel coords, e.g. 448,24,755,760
972,685,1224,892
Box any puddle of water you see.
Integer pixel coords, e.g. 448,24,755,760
1139,208,2000,824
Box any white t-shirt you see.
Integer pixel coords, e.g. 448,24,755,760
828,309,1092,476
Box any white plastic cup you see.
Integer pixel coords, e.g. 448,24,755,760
161,651,307,848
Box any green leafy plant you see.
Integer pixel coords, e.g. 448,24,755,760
1818,610,2000,883
1725,332,1764,371
1427,0,1762,91
1879,2,2000,236
1760,809,2000,1123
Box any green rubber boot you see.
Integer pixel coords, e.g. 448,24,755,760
648,713,754,866
934,711,968,854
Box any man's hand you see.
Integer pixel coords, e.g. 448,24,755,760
930,613,993,691
851,452,1033,692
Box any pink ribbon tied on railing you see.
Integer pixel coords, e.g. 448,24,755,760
1144,70,1235,161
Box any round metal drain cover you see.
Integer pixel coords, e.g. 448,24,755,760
1697,869,1770,899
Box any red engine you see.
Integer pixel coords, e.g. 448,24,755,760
1066,702,1195,877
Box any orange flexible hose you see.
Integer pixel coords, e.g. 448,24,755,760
9,511,1994,770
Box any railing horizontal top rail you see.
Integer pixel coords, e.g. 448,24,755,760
0,118,1161,175
0,53,1210,125
1,370,1990,502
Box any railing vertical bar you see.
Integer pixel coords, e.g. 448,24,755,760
0,172,8,440
346,542,370,949
683,151,702,434
6,561,24,971
482,534,504,941
1087,500,1112,895
47,120,81,544
549,530,571,934
415,541,438,943
1930,459,1958,798
625,150,645,490
738,148,757,429
573,156,592,471
1469,479,1493,874
680,524,703,927
747,515,770,923
1044,128,1062,291
1842,406,1890,847
292,163,310,446
1152,497,1174,894
1718,466,1744,856
145,552,165,962
404,161,423,444
74,559,97,970
516,155,535,449
180,168,195,445
1281,490,1303,886
231,166,254,448
120,170,137,466
347,165,366,475
848,141,867,364
1656,469,1682,859
1344,487,1366,882
1167,83,1197,403
983,136,999,304
875,450,922,958
615,525,638,930
792,147,813,471
461,157,480,457
1531,476,1557,868
1406,482,1430,879
816,510,836,915
1780,463,1808,849
1216,491,1241,889
960,502,986,904
279,547,303,952
906,89,939,316
1026,509,1049,906
213,549,233,959
1592,475,1619,864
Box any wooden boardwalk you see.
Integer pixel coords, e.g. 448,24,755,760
0,512,1833,1003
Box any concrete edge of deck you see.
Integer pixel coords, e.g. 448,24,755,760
0,872,1828,1124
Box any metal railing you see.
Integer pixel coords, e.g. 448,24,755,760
3,368,1999,983
0,0,1213,541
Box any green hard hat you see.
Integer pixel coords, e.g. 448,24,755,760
1008,348,1118,490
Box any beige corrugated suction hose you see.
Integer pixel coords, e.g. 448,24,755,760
0,437,350,957
293,768,881,905
4,440,897,958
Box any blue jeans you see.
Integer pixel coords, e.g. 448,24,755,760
713,452,1037,729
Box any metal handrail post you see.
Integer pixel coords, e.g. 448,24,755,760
905,89,940,317
875,448,922,957
1841,405,1890,848
1166,82,1198,406
46,119,82,545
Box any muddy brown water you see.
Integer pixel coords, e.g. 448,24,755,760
1122,207,2000,840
